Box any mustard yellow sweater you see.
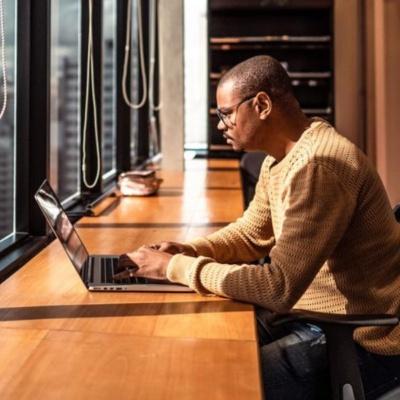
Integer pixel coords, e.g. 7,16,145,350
167,119,400,355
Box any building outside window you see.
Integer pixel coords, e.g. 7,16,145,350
102,0,117,180
0,0,16,242
49,0,81,202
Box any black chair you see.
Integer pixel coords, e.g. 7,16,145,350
267,205,400,400
268,309,399,400
239,157,400,399
239,152,267,209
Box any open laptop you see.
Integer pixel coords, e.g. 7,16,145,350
34,180,193,292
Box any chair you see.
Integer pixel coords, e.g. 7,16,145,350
267,204,400,400
239,152,266,209
239,157,400,399
268,309,399,400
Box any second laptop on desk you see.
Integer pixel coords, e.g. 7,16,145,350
34,180,193,293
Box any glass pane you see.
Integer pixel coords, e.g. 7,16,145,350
102,0,117,178
50,0,81,202
0,0,16,241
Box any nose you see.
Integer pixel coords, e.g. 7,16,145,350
217,119,226,131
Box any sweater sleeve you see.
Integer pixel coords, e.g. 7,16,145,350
167,162,357,312
184,160,276,263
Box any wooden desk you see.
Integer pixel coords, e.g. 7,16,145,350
0,160,263,399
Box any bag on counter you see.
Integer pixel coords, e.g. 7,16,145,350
118,170,163,196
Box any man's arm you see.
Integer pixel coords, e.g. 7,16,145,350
167,163,357,312
185,163,275,264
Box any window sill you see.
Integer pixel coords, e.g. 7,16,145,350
0,236,48,283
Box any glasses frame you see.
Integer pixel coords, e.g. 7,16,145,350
216,94,257,129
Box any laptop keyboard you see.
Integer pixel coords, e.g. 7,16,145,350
101,257,148,284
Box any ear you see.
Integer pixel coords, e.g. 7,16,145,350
255,92,272,120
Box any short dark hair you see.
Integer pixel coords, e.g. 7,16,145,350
218,55,296,110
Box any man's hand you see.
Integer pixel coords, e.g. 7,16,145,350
153,241,197,257
114,241,196,281
113,247,173,281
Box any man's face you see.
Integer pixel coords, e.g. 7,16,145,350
216,81,260,152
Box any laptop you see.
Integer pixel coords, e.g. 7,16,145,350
34,180,193,292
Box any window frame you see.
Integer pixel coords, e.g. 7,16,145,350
0,0,155,281
0,0,49,280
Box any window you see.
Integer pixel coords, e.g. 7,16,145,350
49,0,81,202
102,0,117,180
0,0,16,243
0,0,148,279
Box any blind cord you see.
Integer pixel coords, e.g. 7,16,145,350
0,0,7,120
82,0,101,189
122,0,147,109
122,0,163,111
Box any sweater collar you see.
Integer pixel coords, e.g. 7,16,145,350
267,117,326,172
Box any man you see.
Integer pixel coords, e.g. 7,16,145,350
115,55,400,399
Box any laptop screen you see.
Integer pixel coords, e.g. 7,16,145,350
35,180,89,274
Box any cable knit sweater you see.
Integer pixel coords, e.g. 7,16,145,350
167,119,400,355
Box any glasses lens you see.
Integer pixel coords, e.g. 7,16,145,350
217,95,255,129
217,109,231,128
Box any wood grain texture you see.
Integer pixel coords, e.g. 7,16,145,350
0,330,262,400
0,160,261,399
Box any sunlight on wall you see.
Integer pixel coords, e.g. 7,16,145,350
184,0,208,151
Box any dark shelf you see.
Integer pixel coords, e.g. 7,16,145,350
207,0,334,158
210,0,332,11
210,35,332,44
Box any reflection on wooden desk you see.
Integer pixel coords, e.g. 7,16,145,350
0,329,261,400
0,160,262,399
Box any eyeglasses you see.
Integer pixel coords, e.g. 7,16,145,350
216,95,256,129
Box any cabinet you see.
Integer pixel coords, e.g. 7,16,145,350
208,0,334,156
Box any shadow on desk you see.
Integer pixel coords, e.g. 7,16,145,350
0,300,250,321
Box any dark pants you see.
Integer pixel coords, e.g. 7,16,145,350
256,308,400,400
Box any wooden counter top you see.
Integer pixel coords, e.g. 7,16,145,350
0,159,263,399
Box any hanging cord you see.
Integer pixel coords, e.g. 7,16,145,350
82,0,101,189
0,0,7,120
149,0,162,111
122,0,147,109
